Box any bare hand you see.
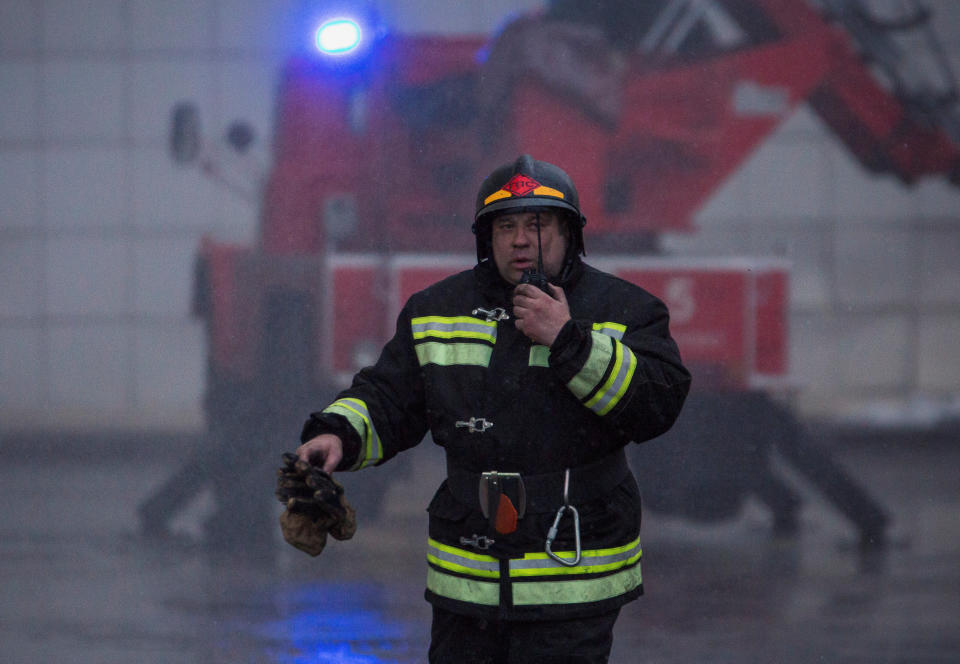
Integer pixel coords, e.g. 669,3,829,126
512,283,571,347
297,433,343,474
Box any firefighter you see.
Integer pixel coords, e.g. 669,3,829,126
296,155,691,663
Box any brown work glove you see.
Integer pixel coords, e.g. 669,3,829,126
276,452,357,556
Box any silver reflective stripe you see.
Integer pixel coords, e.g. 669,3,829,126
411,316,497,344
585,342,638,416
509,538,642,577
427,538,500,578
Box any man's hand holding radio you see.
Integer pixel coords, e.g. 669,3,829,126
513,283,571,347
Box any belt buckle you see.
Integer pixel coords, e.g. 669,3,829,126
479,472,527,535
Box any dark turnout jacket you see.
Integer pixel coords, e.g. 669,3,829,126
302,258,690,620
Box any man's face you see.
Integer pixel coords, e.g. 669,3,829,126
490,210,569,285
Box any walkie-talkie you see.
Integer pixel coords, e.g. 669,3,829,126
519,212,551,293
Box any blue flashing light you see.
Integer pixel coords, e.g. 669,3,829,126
315,19,362,55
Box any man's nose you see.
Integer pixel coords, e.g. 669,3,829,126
512,226,532,246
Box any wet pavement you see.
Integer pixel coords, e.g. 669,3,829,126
1,436,958,663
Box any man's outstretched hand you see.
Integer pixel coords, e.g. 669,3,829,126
297,433,344,474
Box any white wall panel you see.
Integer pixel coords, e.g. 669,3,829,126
919,229,960,305
386,0,541,34
0,0,39,53
660,225,753,257
918,315,960,392
131,146,223,229
0,238,44,318
47,323,128,409
790,312,842,396
753,221,833,310
216,0,301,53
45,236,129,317
0,62,40,140
0,149,40,228
693,167,749,227
828,143,918,222
42,61,125,140
741,138,832,221
834,226,917,307
42,0,126,53
0,326,43,409
133,322,204,425
836,314,912,391
914,178,960,219
129,0,214,52
132,236,197,317
43,147,126,229
216,181,260,244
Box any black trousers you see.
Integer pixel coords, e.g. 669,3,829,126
428,606,621,664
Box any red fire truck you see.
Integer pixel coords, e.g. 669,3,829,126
143,0,959,549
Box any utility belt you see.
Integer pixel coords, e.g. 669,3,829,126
445,448,630,564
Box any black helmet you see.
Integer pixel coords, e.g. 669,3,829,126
472,155,587,263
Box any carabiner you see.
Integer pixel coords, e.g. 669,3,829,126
544,469,582,567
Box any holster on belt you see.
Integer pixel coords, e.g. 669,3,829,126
446,448,631,534
479,472,526,535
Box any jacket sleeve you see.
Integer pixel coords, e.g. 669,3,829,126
300,303,428,471
548,292,691,444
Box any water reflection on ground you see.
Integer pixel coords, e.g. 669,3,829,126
1,440,957,663
261,583,421,663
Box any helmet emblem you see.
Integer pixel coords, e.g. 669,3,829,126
501,173,541,197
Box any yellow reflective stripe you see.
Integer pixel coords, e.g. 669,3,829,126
521,536,641,561
531,185,565,199
483,189,513,206
592,321,626,340
512,563,642,606
510,537,641,577
322,398,382,470
529,345,550,367
584,342,624,410
415,342,492,367
567,332,614,400
599,346,636,415
428,538,499,564
427,567,500,606
428,554,500,579
411,316,497,344
585,341,637,416
511,550,641,578
426,539,499,579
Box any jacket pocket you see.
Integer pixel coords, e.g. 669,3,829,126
426,480,474,523
575,476,642,541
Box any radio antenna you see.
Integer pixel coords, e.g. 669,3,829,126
535,211,544,276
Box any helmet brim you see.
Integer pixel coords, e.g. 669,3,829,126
474,197,583,224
